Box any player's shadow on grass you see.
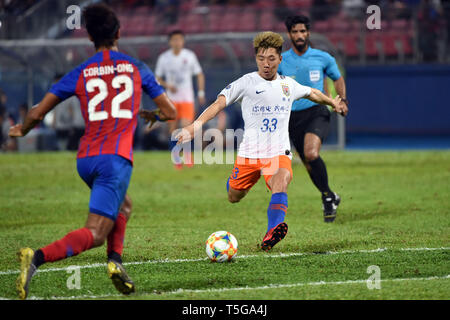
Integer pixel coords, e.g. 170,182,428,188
335,205,408,224
297,239,374,254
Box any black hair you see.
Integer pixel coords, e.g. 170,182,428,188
82,3,120,49
168,29,184,39
284,15,310,32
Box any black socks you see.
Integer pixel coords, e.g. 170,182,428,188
108,251,122,264
307,157,333,196
32,249,45,268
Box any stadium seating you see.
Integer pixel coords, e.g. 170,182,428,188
313,20,331,33
68,2,418,63
186,43,206,60
381,32,399,57
364,33,380,57
178,13,206,34
288,0,313,8
236,11,257,32
212,43,227,61
259,11,276,31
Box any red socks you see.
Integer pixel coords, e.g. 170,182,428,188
39,213,127,264
41,227,94,262
107,212,127,257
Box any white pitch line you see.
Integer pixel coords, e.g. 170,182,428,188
0,246,448,276
16,274,449,300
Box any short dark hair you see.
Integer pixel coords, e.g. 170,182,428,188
168,29,184,39
284,15,310,32
82,3,120,49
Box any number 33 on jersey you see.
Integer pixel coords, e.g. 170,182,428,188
49,50,164,162
219,72,311,159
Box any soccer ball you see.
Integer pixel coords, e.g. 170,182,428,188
205,231,238,262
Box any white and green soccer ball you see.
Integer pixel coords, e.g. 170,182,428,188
205,231,238,262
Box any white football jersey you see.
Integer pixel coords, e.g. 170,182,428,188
155,48,202,103
219,72,311,159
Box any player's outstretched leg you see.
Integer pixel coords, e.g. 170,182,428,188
16,214,113,299
16,227,94,300
261,166,291,251
16,248,37,300
261,192,288,251
106,194,135,294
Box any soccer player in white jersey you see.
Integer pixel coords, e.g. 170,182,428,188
155,30,206,169
177,32,344,251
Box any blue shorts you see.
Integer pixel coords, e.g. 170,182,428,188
77,154,132,221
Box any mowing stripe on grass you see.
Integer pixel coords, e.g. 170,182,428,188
18,274,449,300
0,246,448,276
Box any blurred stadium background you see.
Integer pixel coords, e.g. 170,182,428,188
0,0,449,152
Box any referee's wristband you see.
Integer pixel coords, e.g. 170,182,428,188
198,90,205,98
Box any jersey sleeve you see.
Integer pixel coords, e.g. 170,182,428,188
190,52,203,75
218,76,246,106
49,67,82,101
139,63,165,99
323,53,341,81
291,79,312,101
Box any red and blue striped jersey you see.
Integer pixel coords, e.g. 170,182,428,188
49,50,164,163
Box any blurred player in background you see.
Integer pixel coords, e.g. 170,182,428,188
48,75,85,151
177,32,344,251
51,75,75,150
9,3,176,299
278,15,349,223
0,89,17,151
155,30,206,169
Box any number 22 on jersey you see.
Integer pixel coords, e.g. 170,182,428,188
86,75,133,121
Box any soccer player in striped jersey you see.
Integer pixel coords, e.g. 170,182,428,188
176,32,344,251
9,4,176,299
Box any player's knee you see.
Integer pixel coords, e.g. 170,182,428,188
271,178,290,194
228,189,245,203
304,150,319,162
273,183,289,194
228,193,241,203
88,228,108,247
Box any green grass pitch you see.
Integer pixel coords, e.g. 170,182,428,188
0,150,449,300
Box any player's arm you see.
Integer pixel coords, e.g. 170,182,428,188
196,72,206,105
139,92,177,127
333,76,348,116
9,93,61,137
306,88,344,115
176,95,227,144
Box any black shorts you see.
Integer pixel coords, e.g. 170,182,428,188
288,105,331,159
